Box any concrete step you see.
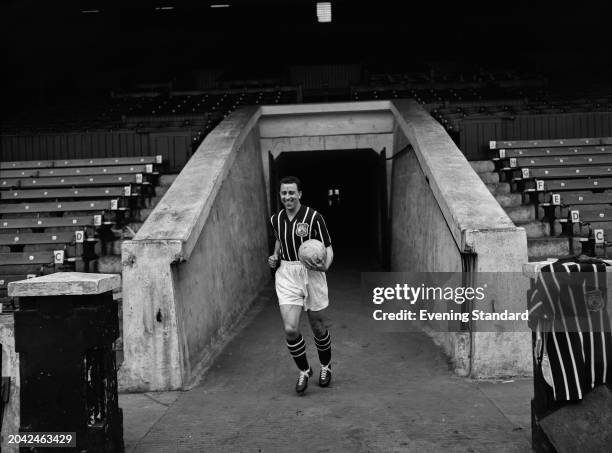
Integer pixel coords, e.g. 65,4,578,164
486,182,511,195
155,185,170,197
97,255,122,274
470,160,495,173
506,205,536,224
478,172,500,184
101,240,123,256
518,221,551,238
159,174,179,187
495,193,523,208
121,222,143,239
137,208,154,222
570,237,586,255
146,196,163,208
528,237,570,260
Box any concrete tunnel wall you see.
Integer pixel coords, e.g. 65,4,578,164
120,107,269,391
389,100,531,377
390,149,464,363
172,128,269,383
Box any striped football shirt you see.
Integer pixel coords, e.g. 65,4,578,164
529,259,612,401
270,205,331,262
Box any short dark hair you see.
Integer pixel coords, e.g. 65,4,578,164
279,176,302,192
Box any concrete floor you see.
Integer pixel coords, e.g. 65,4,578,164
120,252,533,452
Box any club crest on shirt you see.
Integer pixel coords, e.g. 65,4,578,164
586,289,604,312
295,222,309,237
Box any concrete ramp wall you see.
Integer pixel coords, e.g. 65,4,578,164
389,100,531,378
120,108,270,391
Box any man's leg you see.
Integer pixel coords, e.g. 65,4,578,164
307,308,332,387
280,304,312,394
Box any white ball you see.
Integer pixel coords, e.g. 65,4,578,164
298,239,326,268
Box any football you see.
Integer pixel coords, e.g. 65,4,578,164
298,239,327,269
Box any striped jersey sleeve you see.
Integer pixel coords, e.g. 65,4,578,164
270,214,279,241
312,212,332,247
528,270,556,321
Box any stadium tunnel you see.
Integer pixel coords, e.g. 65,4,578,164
119,100,531,392
272,148,390,267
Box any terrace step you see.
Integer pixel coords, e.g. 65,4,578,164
479,172,500,184
528,237,570,261
470,160,495,173
495,193,523,208
159,174,179,187
519,221,551,239
486,182,511,195
506,205,536,223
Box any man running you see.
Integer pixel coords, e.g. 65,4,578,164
268,176,334,395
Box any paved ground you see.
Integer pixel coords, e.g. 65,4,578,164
120,253,533,452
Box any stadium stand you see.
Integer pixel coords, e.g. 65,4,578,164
476,137,612,260
2,70,610,268
0,87,299,135
0,155,176,313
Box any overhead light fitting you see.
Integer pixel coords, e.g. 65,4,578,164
316,2,332,23
155,6,175,10
210,3,230,7
81,9,100,14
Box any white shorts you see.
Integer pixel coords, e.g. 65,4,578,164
275,260,329,311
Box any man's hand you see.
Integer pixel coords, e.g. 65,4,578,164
302,245,333,272
268,254,279,269
302,259,327,272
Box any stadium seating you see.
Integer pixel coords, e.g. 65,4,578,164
479,137,612,260
0,87,300,140
2,69,609,265
0,155,176,311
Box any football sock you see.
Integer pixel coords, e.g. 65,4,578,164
314,330,331,366
286,334,310,371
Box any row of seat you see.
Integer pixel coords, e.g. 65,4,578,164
124,89,299,117
0,155,168,309
489,138,612,245
1,87,300,134
368,69,543,86
1,173,151,190
0,155,162,170
432,100,612,133
352,85,548,104
1,163,155,178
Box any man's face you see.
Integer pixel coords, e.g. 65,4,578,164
280,183,301,210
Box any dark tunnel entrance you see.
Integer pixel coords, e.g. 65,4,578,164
270,148,390,269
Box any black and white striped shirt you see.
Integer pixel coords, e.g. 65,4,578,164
529,259,612,401
270,205,331,262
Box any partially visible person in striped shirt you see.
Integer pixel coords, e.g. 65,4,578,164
268,176,334,395
529,258,612,402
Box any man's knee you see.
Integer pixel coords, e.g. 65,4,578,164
284,325,300,340
308,314,327,336
312,322,327,337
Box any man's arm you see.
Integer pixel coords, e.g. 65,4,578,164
319,245,333,272
313,212,333,272
268,240,281,268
